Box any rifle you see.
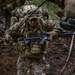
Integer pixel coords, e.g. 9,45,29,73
19,32,51,45
19,31,75,45
20,37,40,44
40,32,50,45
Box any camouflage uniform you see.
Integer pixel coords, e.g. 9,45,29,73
0,18,5,29
0,11,5,37
10,16,18,26
5,6,61,75
10,5,25,27
10,11,18,26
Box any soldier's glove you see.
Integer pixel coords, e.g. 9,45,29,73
50,29,60,40
5,34,12,42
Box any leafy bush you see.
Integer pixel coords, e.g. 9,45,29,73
32,0,63,21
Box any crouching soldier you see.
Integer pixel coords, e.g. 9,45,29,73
5,7,61,75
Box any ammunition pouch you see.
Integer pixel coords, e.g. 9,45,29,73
31,43,41,54
19,41,42,58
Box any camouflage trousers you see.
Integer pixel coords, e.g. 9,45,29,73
17,56,50,75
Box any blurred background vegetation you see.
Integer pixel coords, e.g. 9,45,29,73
32,0,63,21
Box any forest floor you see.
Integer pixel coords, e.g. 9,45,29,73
0,37,75,75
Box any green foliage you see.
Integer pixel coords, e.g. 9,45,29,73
32,0,63,21
46,2,63,20
32,0,43,6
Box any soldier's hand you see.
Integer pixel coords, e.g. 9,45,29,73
50,22,55,27
50,29,60,40
5,34,11,42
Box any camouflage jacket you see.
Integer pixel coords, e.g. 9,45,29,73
5,18,61,58
0,18,5,29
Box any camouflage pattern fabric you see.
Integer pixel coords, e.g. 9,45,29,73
10,6,25,26
10,16,18,26
17,57,49,75
43,19,62,32
0,18,5,29
5,4,62,75
5,18,61,75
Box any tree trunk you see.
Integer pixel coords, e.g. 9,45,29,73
5,11,11,30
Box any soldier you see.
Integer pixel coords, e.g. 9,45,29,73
5,7,61,75
10,11,18,26
15,7,23,21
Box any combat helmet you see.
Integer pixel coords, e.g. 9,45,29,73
22,5,37,14
24,5,43,19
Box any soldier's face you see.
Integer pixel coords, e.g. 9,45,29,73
28,18,38,27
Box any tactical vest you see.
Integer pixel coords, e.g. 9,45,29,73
18,23,46,58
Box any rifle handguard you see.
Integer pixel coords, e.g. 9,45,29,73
58,32,75,37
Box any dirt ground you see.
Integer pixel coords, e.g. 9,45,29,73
0,37,75,75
